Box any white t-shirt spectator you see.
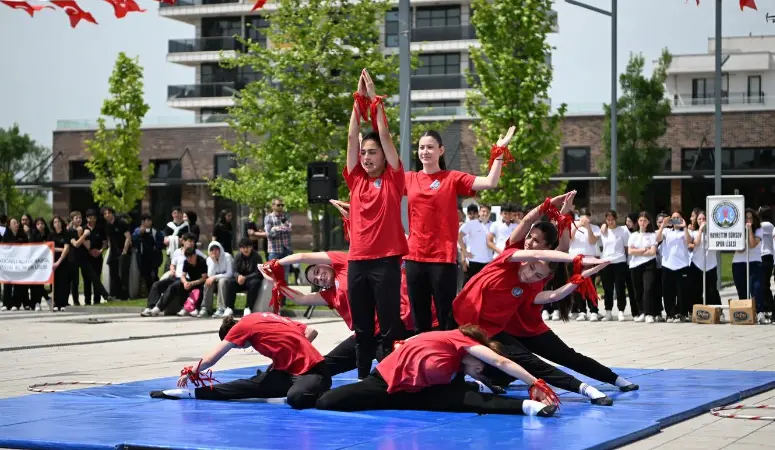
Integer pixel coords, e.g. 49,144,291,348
733,227,764,263
661,228,691,270
690,230,717,271
627,231,657,268
459,220,492,264
489,221,516,251
600,226,630,264
569,224,601,257
760,221,774,257
172,247,206,277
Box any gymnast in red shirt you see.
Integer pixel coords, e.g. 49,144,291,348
344,70,409,379
149,313,330,409
403,127,514,331
315,324,559,417
260,251,438,376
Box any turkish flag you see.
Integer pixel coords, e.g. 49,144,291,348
0,0,53,17
103,0,146,19
155,0,177,4
740,0,757,10
251,0,267,12
51,1,98,27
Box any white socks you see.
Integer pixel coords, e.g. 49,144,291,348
579,383,606,400
162,388,196,399
522,399,547,416
615,376,633,388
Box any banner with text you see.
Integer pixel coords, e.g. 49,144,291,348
706,195,746,251
0,243,55,284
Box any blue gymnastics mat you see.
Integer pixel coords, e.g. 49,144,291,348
1,366,774,450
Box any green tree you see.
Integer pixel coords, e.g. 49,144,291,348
85,52,151,214
600,49,672,210
466,0,565,206
0,125,50,216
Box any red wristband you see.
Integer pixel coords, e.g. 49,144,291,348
487,144,515,170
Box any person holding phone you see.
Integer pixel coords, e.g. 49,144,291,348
656,211,692,322
599,211,631,322
732,209,767,324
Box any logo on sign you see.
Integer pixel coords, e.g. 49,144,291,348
712,201,739,229
374,178,382,189
429,180,441,190
512,287,523,297
733,311,749,321
696,310,710,321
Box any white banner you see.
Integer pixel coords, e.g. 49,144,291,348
706,195,746,251
0,243,55,285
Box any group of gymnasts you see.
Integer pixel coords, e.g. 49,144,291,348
149,70,640,419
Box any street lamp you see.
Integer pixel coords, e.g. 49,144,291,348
565,0,618,210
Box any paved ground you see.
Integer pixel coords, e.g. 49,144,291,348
1,284,774,449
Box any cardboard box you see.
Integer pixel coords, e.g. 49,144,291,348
692,304,722,324
729,299,756,325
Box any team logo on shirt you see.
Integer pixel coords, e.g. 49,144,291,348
512,287,523,297
374,178,382,189
712,202,739,229
429,179,441,190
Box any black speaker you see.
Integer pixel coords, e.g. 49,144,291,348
307,161,338,203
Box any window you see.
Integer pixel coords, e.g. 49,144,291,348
201,17,242,39
151,159,182,179
201,63,236,84
414,53,460,75
69,160,94,180
214,154,237,179
748,75,762,100
691,75,728,103
415,6,461,27
562,147,590,173
412,101,461,108
247,17,269,47
201,108,228,123
385,9,399,48
681,148,734,171
150,187,182,230
661,148,672,172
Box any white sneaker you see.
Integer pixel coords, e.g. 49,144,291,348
634,314,645,323
645,315,655,323
52,307,59,312
140,308,152,317
243,308,251,317
177,308,187,317
223,307,234,317
198,308,208,318
212,309,224,318
601,311,613,322
655,315,666,323
551,310,560,321
576,312,587,321
589,312,600,322
10,306,18,311
151,307,161,317
541,310,550,321
757,312,771,325
34,304,41,311
617,312,626,322
0,306,7,312
189,309,198,317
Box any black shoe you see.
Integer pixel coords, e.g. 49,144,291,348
619,384,639,392
481,379,507,395
538,404,558,417
592,396,614,406
150,390,180,400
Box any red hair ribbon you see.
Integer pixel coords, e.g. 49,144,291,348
369,95,388,132
353,92,370,122
262,259,287,314
487,144,515,170
180,359,218,389
570,255,599,307
529,379,561,407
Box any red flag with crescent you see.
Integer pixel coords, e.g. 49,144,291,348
251,0,267,11
103,0,146,19
692,0,756,9
0,1,53,17
51,1,97,27
155,0,177,4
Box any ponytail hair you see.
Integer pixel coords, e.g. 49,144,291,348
219,316,238,341
458,323,502,354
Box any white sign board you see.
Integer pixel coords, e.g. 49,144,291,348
706,195,746,251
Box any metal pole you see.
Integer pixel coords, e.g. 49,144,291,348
714,0,723,290
746,227,750,299
398,0,412,232
610,0,618,210
703,228,707,305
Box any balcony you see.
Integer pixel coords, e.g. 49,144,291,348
411,24,476,42
412,106,468,118
411,74,467,90
168,82,240,100
169,37,242,53
160,0,238,7
673,92,766,106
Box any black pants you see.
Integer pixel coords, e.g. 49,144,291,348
195,363,331,410
624,264,638,316
2,284,28,309
53,263,71,308
483,331,582,393
601,262,628,312
228,277,262,311
687,264,722,307
572,274,599,314
28,285,46,308
761,254,774,313
85,255,107,305
138,260,157,299
630,260,658,316
157,280,183,312
348,256,405,379
324,334,389,376
107,252,131,300
662,266,689,317
463,261,487,286
404,261,457,332
519,330,618,385
316,370,527,415
147,277,177,309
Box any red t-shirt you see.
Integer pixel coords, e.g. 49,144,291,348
452,241,545,337
343,162,408,261
319,251,416,333
224,313,324,376
405,170,476,264
376,330,478,393
503,297,550,337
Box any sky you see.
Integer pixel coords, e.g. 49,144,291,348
0,0,773,149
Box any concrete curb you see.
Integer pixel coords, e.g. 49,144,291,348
66,306,341,318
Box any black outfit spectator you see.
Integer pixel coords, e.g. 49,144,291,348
181,251,208,304
133,216,164,296
104,209,132,300
228,239,264,312
2,225,29,310
186,211,201,243
84,214,109,305
48,226,71,310
213,210,234,255
27,224,49,309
